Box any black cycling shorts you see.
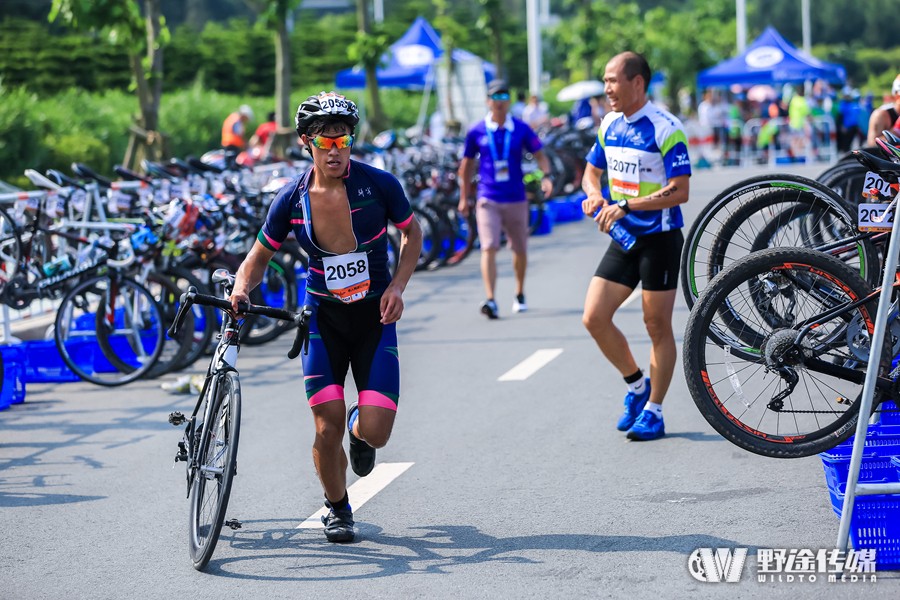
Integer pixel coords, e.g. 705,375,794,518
594,229,684,291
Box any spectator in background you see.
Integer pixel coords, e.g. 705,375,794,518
570,96,593,123
866,74,900,146
788,85,812,159
589,94,607,127
837,88,863,153
428,109,446,143
248,111,277,160
221,104,254,150
511,90,527,120
522,94,550,130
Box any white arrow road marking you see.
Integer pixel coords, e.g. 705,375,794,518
297,462,414,528
498,348,563,381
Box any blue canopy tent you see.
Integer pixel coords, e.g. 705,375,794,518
335,16,495,90
697,26,846,88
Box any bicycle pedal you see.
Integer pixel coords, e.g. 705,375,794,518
168,411,186,426
224,518,242,530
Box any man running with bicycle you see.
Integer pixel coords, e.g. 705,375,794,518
231,92,422,543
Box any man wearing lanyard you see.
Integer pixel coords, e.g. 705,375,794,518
458,79,554,319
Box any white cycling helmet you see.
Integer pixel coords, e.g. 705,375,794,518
295,91,359,136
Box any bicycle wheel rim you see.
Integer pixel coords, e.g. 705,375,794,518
188,371,241,571
684,247,876,457
55,275,165,386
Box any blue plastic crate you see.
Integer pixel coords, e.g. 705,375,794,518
879,400,900,426
820,424,900,496
829,487,900,570
0,344,27,405
22,339,95,383
531,207,553,236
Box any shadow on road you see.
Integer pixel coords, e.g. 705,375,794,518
200,521,741,581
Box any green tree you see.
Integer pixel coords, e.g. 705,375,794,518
434,0,468,124
475,0,506,80
349,0,389,135
252,0,303,149
49,0,168,163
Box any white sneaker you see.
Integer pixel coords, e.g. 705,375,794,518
512,295,528,313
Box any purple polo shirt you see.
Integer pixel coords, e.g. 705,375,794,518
463,115,542,203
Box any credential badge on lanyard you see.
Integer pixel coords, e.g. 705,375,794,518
610,151,640,198
323,252,370,303
488,125,513,183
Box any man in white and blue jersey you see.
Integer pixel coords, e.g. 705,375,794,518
581,52,691,442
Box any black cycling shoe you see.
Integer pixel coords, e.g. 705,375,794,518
347,402,376,477
322,507,355,543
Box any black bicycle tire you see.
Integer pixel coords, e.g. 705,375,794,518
166,267,217,371
680,173,872,309
144,271,196,378
684,247,879,458
55,275,165,386
703,189,878,292
188,370,241,571
0,204,22,300
411,205,441,271
240,254,298,345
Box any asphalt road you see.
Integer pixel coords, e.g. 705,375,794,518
2,162,898,599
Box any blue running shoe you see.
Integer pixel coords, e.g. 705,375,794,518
616,378,651,431
626,410,665,441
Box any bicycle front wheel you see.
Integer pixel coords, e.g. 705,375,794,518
684,247,880,458
189,370,241,571
55,274,165,386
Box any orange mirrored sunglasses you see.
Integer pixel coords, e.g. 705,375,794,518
309,134,354,150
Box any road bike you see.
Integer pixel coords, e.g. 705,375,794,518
166,270,310,571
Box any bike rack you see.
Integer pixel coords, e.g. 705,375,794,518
837,187,900,550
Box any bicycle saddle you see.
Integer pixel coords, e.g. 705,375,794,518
71,163,113,188
853,149,900,179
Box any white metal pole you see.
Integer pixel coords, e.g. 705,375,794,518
801,0,811,55
374,0,384,24
736,0,747,53
526,0,541,95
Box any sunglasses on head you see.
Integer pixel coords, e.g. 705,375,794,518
490,93,510,101
309,134,354,150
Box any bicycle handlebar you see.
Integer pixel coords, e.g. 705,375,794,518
167,286,312,359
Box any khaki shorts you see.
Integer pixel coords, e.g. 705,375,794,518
475,198,529,253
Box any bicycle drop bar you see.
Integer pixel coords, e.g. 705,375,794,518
168,286,311,358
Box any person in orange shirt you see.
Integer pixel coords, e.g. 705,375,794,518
221,104,254,150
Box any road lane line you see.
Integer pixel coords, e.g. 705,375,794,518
498,348,563,381
297,462,414,528
622,287,642,308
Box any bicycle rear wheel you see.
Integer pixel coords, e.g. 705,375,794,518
684,247,882,458
55,274,165,386
189,370,241,571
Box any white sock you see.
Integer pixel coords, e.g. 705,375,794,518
628,377,646,395
644,402,663,417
